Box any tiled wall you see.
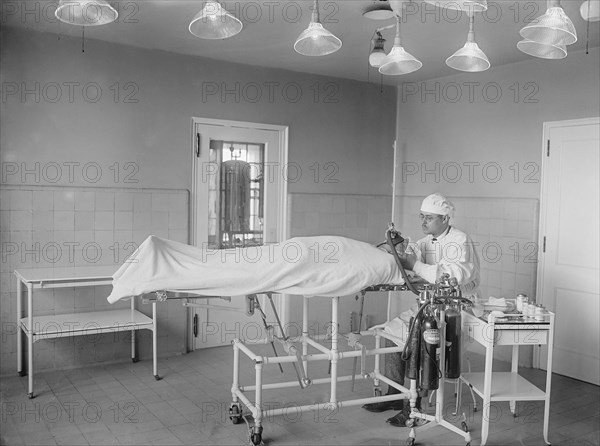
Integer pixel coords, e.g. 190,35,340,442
287,193,540,352
288,193,395,335
396,196,540,302
0,185,189,376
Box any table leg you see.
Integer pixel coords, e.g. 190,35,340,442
130,298,136,362
510,345,519,415
481,332,494,446
16,278,22,376
330,296,339,404
543,315,555,445
152,302,159,380
27,284,33,398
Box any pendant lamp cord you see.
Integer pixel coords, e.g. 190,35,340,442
312,0,320,23
82,26,85,53
586,0,590,54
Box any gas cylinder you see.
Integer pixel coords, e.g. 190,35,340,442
420,308,439,390
445,306,461,379
405,315,421,381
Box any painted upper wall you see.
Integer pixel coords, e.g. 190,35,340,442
395,47,600,199
1,27,397,195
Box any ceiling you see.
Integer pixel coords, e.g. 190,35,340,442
6,0,600,84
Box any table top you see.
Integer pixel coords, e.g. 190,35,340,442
14,265,117,284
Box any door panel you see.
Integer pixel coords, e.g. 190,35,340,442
538,119,599,384
191,120,287,349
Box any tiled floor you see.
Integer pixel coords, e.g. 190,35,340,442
1,344,599,446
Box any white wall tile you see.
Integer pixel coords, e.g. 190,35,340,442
94,191,114,211
54,211,74,231
133,194,152,212
10,191,32,211
53,191,74,211
95,211,114,231
152,193,171,212
115,211,133,231
10,210,33,230
75,211,94,231
74,191,95,211
114,192,134,211
33,190,54,210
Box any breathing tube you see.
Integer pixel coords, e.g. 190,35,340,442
384,227,420,296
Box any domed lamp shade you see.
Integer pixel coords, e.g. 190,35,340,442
446,13,490,72
379,16,422,75
369,32,388,67
55,0,118,26
423,0,488,12
519,0,577,47
516,39,567,59
363,1,396,20
581,0,600,22
189,1,243,39
294,0,342,56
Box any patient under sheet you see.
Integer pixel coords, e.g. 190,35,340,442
107,235,405,304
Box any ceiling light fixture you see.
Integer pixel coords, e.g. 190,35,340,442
423,0,488,12
189,1,243,39
294,0,342,56
55,0,118,26
369,32,388,67
516,39,567,59
581,0,600,21
446,12,490,72
363,1,396,20
519,0,577,47
379,14,422,76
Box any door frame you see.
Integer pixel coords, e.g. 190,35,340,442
189,117,290,351
534,116,600,368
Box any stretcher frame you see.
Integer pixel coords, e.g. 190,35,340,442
227,286,417,446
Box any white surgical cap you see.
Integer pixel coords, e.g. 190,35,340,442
420,193,455,217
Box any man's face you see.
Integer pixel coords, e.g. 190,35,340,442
419,212,448,237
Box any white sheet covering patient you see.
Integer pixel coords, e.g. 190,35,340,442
107,235,405,303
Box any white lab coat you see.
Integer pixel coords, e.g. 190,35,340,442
410,226,481,299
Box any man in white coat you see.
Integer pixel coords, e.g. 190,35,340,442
363,193,480,426
399,192,480,299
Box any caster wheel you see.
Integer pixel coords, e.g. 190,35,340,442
154,375,161,381
373,388,382,397
229,404,243,425
461,421,468,432
28,393,34,399
406,438,415,446
231,416,243,425
249,426,263,446
18,371,26,377
466,443,471,446
132,358,139,363
473,407,478,412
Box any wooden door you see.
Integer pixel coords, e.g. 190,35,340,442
537,118,599,384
